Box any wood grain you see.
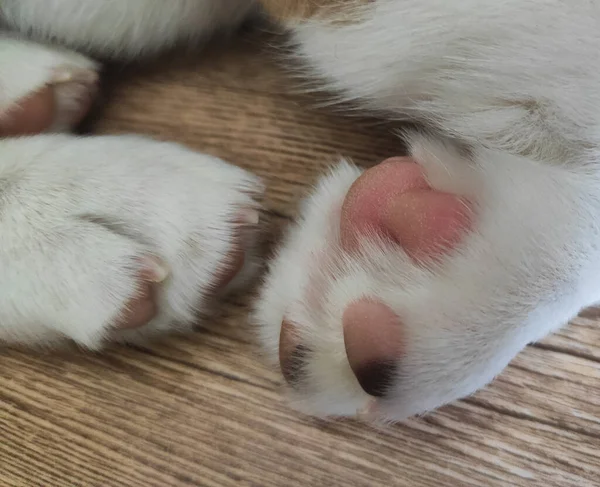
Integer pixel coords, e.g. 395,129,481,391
2,30,599,487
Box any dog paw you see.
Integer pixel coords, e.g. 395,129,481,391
0,135,263,348
0,36,99,135
255,133,599,421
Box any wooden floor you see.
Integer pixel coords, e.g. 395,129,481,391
2,30,600,487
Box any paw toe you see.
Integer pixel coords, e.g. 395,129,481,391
343,298,404,397
211,208,261,292
0,67,98,136
279,319,308,386
113,256,168,331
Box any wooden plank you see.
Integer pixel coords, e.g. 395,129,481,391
2,337,599,487
537,316,600,362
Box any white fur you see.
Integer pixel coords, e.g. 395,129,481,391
2,0,600,421
0,0,256,58
0,134,262,347
289,1,600,164
255,1,600,420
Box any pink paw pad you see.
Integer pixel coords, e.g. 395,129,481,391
340,157,473,396
343,299,404,397
340,157,471,260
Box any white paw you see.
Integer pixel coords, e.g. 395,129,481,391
0,35,99,134
255,133,600,422
0,135,263,348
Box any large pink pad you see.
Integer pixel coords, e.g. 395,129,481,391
341,157,471,260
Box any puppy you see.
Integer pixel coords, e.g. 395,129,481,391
1,0,599,422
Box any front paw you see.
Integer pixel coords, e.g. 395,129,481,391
0,135,263,348
255,134,597,421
